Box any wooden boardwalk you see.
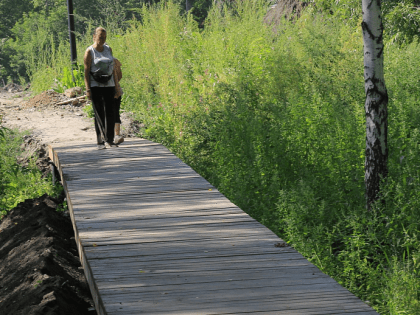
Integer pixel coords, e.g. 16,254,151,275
49,138,379,315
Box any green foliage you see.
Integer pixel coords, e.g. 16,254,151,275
384,253,420,314
314,0,420,45
82,103,95,118
383,0,420,45
0,127,56,217
56,200,68,212
0,0,33,39
53,65,85,93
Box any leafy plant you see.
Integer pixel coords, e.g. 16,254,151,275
54,65,85,93
56,200,68,212
0,128,56,218
82,103,94,118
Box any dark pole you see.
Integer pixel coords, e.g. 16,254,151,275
67,0,77,82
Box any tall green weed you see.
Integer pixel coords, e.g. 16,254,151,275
0,125,56,216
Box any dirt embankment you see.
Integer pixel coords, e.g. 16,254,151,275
0,194,96,315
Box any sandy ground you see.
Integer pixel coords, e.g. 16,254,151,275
0,89,96,145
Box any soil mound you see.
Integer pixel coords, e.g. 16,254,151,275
0,194,96,315
22,90,67,110
18,135,51,178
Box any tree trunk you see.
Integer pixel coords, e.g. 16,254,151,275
362,0,388,210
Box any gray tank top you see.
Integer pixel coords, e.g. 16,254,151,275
89,44,115,87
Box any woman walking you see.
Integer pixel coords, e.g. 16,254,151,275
113,57,124,144
84,27,118,149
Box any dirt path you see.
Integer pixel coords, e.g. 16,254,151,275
0,87,96,145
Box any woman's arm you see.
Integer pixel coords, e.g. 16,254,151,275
84,48,92,100
113,65,121,98
115,59,122,81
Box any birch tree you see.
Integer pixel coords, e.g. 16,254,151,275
362,0,388,210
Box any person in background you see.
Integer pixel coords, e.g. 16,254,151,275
84,27,118,149
113,58,124,144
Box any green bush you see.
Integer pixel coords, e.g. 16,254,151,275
53,65,85,93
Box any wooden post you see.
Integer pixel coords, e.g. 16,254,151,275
67,0,77,83
186,0,193,12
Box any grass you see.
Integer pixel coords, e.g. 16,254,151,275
23,1,420,313
0,122,60,217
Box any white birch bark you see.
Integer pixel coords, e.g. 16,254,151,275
362,0,388,210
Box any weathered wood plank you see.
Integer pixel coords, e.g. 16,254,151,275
103,294,371,314
76,213,256,231
70,189,235,206
99,286,347,305
73,208,249,224
83,238,289,259
78,222,279,245
94,266,325,289
100,283,353,307
78,230,280,247
88,255,312,277
67,181,214,196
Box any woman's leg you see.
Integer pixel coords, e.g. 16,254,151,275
114,96,124,144
114,96,122,126
102,87,116,144
90,87,106,144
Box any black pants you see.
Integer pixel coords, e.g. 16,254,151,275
91,87,115,144
114,96,122,124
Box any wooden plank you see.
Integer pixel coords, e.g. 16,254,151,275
94,263,321,281
76,213,256,231
85,248,295,262
78,223,279,246
97,276,341,298
62,168,199,181
69,189,234,206
78,230,280,247
57,147,174,161
88,255,311,276
66,175,209,186
100,283,354,307
99,285,346,304
63,169,198,181
103,295,371,314
83,238,289,259
73,208,250,223
67,181,214,196
94,266,324,288
87,252,307,271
